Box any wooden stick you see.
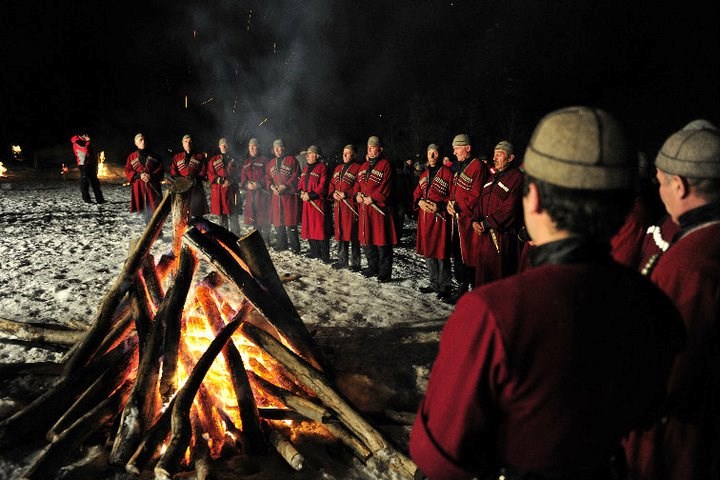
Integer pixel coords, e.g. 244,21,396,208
154,315,243,479
48,351,137,441
247,371,332,424
268,428,304,471
124,398,175,475
140,253,165,310
19,379,132,480
0,317,84,346
195,285,264,454
0,361,63,378
0,338,136,449
191,407,213,480
171,176,194,262
183,227,325,372
323,421,372,461
109,303,166,465
240,323,417,479
63,190,171,376
159,245,198,403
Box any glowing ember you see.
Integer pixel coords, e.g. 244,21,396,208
11,145,24,162
0,162,7,177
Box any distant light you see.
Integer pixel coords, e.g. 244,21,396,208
184,95,188,109
201,97,214,105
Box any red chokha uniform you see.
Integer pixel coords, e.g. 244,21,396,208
266,139,301,253
240,139,271,243
207,138,240,233
447,134,490,297
170,135,208,218
355,136,398,282
125,133,164,223
328,145,362,270
299,147,330,261
474,143,524,286
413,144,454,296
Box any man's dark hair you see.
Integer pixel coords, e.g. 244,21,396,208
687,176,720,203
523,174,635,241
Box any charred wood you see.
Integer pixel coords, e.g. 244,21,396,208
159,245,198,403
268,428,303,471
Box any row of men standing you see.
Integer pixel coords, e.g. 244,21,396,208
123,133,399,282
413,135,525,303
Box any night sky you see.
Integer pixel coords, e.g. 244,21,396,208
2,0,718,165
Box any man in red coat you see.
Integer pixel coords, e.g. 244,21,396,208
124,133,164,224
413,143,453,301
71,132,105,204
240,138,271,244
266,139,301,253
624,120,720,480
474,140,524,286
299,145,330,262
446,133,489,301
329,144,361,271
207,138,240,234
355,136,398,282
410,106,684,480
170,134,208,218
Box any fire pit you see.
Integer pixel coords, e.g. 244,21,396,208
0,178,416,480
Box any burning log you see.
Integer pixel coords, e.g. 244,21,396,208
184,227,326,373
63,190,171,376
154,314,243,479
159,245,198,402
195,284,264,454
240,323,417,479
268,428,304,471
248,370,333,424
190,407,214,480
141,253,165,310
0,317,84,347
125,398,175,475
20,379,133,480
109,300,165,464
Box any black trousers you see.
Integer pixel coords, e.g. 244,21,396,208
337,240,361,268
79,164,104,202
362,244,393,280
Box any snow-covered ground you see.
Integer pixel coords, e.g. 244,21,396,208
0,166,454,479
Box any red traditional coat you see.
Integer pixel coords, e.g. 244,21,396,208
356,156,398,246
207,153,240,215
413,164,453,259
240,154,271,226
625,220,720,480
475,166,524,285
170,151,208,215
328,161,360,242
411,243,683,479
450,158,489,266
266,155,300,226
124,149,164,212
70,135,94,166
299,162,329,240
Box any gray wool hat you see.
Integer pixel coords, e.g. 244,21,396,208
367,136,382,147
655,120,720,178
134,133,144,143
248,138,259,146
273,139,284,148
343,144,356,152
494,140,514,155
218,137,228,146
452,134,470,147
523,106,635,190
427,143,440,151
182,134,192,142
307,145,321,155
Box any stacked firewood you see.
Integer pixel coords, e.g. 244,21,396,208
0,178,417,480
